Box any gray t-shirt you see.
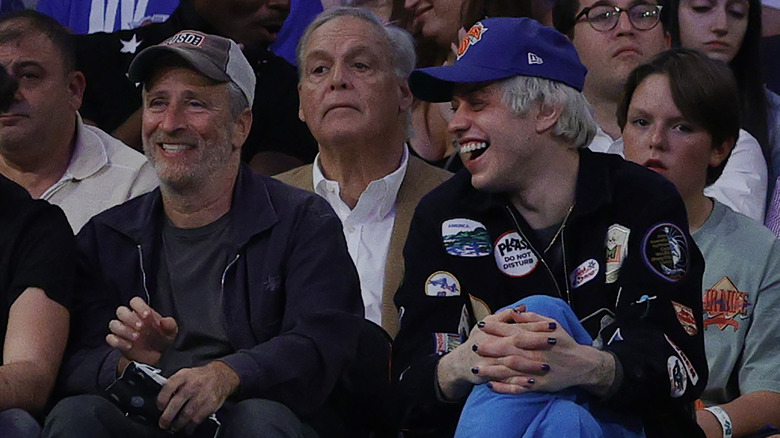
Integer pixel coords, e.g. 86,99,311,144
693,200,780,404
154,213,234,377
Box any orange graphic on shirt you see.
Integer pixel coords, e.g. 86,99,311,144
702,277,749,331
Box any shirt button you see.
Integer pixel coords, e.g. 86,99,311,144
347,226,356,233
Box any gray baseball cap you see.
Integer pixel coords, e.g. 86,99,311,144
129,30,256,107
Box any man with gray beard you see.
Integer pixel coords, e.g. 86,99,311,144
44,30,364,438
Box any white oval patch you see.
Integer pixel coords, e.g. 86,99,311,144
425,271,461,297
570,259,599,289
493,231,538,277
667,355,687,398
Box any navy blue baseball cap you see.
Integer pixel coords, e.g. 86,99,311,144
410,17,587,102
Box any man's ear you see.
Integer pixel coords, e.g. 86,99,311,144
231,108,253,151
298,83,306,122
398,80,413,112
709,137,735,168
534,103,562,134
68,71,86,111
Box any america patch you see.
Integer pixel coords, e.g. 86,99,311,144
494,231,538,277
703,277,749,331
570,259,599,289
642,223,688,281
425,271,461,297
605,224,630,284
672,301,698,336
433,332,463,355
442,219,491,257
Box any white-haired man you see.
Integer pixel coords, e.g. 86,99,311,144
393,17,707,438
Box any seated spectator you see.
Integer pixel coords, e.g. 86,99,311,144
622,48,780,438
666,0,777,216
552,0,768,222
766,176,780,237
0,171,74,438
43,30,364,438
0,10,157,232
36,0,178,34
393,17,707,438
277,7,450,337
72,0,318,175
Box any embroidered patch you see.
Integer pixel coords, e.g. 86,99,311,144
164,31,205,47
672,301,698,336
458,305,471,338
425,271,461,297
703,277,749,331
642,223,688,281
456,22,488,60
570,259,599,289
493,231,538,277
433,332,463,355
607,328,623,345
442,219,491,257
605,224,630,284
664,334,700,385
469,295,491,323
667,355,687,398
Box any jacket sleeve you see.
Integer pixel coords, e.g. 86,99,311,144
391,203,470,436
218,194,365,417
599,189,708,416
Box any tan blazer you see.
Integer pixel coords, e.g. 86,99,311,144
276,155,451,337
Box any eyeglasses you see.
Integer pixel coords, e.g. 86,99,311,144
575,4,663,32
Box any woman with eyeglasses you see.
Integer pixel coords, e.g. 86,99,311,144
622,48,780,438
668,0,779,219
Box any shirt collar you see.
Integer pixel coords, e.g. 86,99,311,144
61,113,109,182
312,145,409,219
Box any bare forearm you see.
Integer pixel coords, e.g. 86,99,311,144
699,391,780,438
0,361,56,414
576,346,617,398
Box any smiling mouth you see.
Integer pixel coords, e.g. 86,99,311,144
160,143,194,152
459,141,489,161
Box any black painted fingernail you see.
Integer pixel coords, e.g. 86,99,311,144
471,367,479,375
547,337,557,345
541,363,550,372
486,382,493,389
528,378,535,385
548,322,557,330
472,344,479,352
477,321,485,328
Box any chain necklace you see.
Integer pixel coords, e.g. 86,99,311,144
543,203,575,254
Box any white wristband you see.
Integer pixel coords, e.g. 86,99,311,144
705,406,733,438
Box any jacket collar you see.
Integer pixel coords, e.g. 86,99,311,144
459,149,614,219
104,165,277,248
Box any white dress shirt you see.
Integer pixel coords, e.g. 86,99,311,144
313,146,409,325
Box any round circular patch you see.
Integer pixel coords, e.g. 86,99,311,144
493,231,538,277
642,223,688,282
425,271,461,297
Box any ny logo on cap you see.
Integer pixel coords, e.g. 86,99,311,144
528,52,543,65
457,23,488,60
164,31,205,47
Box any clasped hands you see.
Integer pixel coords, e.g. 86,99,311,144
106,296,239,433
438,305,613,400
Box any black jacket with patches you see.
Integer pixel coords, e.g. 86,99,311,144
392,150,707,437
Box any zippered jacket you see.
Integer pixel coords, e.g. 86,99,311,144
393,150,707,437
58,165,365,426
